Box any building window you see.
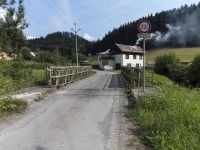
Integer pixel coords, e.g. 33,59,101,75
116,63,121,70
127,63,131,67
125,54,129,59
139,55,143,60
133,55,137,59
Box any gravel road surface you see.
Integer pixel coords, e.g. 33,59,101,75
0,71,145,150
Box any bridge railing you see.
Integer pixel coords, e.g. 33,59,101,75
121,67,142,89
121,66,153,89
46,66,93,87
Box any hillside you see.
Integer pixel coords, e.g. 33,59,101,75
88,2,200,54
27,3,200,57
28,31,92,56
146,47,200,63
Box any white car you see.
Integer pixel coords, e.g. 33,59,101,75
103,65,113,70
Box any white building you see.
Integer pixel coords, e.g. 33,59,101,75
98,43,144,69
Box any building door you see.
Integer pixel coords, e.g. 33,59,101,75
115,63,121,70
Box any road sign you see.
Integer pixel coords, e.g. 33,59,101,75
137,20,151,92
137,33,151,38
137,20,151,33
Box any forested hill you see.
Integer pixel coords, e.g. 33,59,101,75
28,2,200,56
88,2,200,54
28,31,92,55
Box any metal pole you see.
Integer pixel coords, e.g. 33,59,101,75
75,25,78,66
71,23,81,67
143,38,145,92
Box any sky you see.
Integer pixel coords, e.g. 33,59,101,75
20,0,200,41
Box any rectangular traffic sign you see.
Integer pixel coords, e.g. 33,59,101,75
137,33,151,38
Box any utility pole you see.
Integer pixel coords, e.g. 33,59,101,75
71,23,81,66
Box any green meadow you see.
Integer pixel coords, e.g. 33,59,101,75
146,47,200,63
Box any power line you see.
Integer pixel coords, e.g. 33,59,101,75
79,0,139,29
79,0,122,27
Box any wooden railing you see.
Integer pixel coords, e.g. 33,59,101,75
121,67,142,88
46,66,93,87
121,66,154,89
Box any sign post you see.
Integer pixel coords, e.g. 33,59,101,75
137,20,151,92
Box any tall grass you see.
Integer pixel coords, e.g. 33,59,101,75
129,74,200,149
33,69,46,85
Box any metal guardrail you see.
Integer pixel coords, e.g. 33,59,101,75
46,66,93,87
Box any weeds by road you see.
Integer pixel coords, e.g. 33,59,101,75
0,60,46,118
129,73,200,149
0,97,28,117
0,60,47,95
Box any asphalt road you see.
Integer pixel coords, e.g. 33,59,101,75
0,71,144,150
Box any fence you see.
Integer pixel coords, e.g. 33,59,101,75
121,66,153,89
46,66,93,87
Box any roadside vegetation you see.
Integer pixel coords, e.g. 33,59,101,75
0,46,91,116
0,97,28,117
0,60,45,117
128,52,200,149
154,52,200,87
0,57,31,116
0,60,32,95
0,51,91,116
129,73,200,149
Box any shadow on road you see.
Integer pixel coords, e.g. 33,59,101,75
107,74,126,89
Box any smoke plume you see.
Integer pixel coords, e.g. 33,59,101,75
152,9,200,47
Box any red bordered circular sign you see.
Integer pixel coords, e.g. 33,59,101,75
137,20,151,33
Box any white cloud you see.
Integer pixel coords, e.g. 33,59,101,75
26,35,37,40
83,33,95,41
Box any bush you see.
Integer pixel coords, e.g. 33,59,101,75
34,49,71,65
21,46,33,60
0,97,27,115
4,61,33,81
0,73,15,95
184,54,200,87
0,60,34,94
154,52,180,76
71,52,87,64
168,64,187,83
154,52,186,83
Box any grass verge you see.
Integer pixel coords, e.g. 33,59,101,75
129,73,200,149
0,97,28,117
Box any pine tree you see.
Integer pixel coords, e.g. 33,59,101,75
0,0,15,8
0,0,28,53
